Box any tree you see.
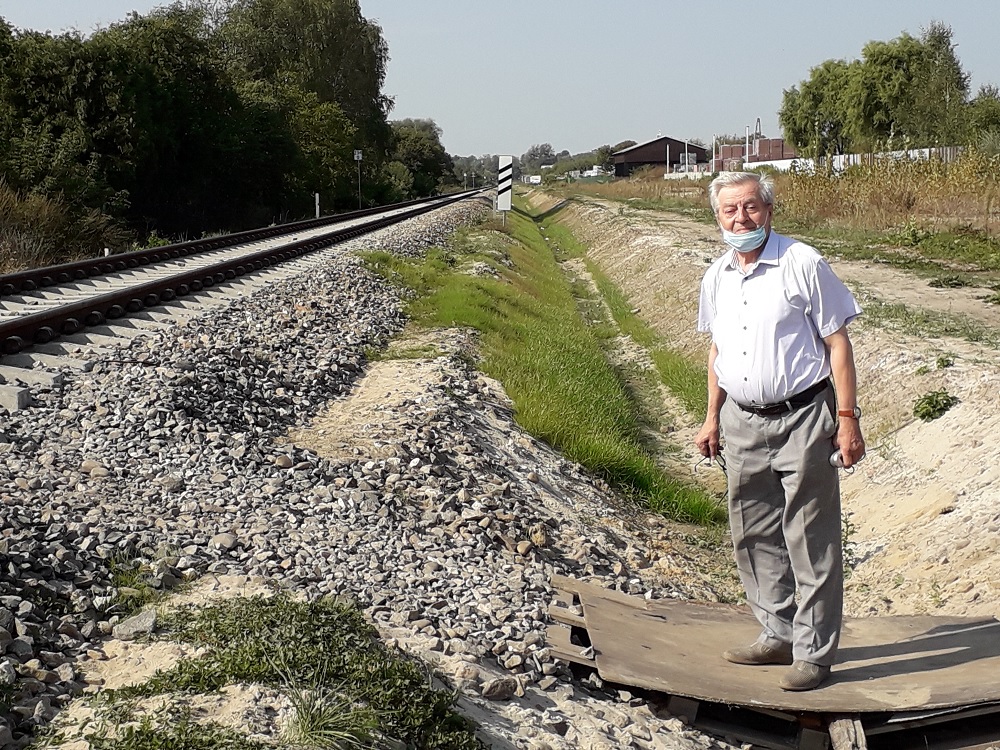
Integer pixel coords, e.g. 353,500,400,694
89,5,280,231
383,160,413,201
968,85,1000,139
520,143,556,172
846,22,969,149
217,0,392,152
780,59,855,157
594,144,614,172
907,21,970,145
780,21,973,153
390,118,453,196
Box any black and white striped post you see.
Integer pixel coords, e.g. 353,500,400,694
497,155,513,226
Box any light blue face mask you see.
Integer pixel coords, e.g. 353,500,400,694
722,225,768,253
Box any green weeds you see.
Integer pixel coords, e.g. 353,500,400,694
913,390,959,421
90,596,481,750
855,292,1000,348
842,514,859,579
582,261,707,418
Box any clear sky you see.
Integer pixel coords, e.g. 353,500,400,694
3,0,1000,158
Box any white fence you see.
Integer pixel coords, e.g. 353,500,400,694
744,146,962,174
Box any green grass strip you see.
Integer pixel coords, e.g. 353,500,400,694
106,597,482,750
523,200,710,419
582,260,708,419
364,204,722,524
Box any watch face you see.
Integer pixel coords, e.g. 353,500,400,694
853,406,862,418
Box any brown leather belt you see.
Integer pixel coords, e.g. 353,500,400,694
736,379,829,417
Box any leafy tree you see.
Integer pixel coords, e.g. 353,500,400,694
593,145,613,171
520,143,556,172
907,22,970,145
611,140,637,152
88,5,280,232
780,59,855,157
217,0,392,152
781,21,973,152
390,118,454,196
383,160,413,201
968,85,1000,138
0,27,120,208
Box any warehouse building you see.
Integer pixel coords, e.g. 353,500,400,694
612,136,709,178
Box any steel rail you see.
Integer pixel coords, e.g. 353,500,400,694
0,190,483,354
0,193,468,298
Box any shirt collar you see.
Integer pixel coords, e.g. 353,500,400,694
725,230,779,273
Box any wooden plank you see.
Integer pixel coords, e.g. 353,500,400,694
545,624,595,667
547,602,586,628
828,716,867,750
571,579,1000,713
551,574,647,609
550,573,583,596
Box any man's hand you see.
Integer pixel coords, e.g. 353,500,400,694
695,418,721,458
834,419,865,468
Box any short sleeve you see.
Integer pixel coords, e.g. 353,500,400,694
809,258,862,338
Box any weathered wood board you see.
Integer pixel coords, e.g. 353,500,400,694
550,575,1000,714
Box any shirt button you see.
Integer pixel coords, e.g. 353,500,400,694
744,377,748,381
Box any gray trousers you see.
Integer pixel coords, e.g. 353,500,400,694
720,386,843,666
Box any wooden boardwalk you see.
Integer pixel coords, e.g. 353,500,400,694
546,575,1000,749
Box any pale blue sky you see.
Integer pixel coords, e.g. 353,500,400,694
3,1,1000,157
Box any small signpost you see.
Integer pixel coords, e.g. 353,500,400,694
354,149,363,209
496,155,513,225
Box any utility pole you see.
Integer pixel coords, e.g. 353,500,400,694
354,149,363,209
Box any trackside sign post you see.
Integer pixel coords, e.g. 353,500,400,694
354,149,363,209
496,155,513,218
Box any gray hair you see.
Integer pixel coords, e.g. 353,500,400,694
708,172,775,214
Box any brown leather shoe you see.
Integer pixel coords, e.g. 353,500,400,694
779,660,831,691
723,641,793,665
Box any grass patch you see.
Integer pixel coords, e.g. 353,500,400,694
855,289,1000,348
363,203,722,524
86,710,267,750
109,555,169,616
583,260,708,418
94,596,481,750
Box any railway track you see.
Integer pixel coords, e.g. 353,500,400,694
0,190,483,411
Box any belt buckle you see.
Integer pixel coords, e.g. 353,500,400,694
756,402,786,416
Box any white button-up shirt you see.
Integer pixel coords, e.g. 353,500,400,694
697,231,861,405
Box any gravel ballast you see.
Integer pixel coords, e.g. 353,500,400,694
0,200,735,750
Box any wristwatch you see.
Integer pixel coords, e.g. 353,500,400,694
837,406,862,419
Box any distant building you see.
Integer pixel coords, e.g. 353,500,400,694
612,136,709,178
714,138,797,172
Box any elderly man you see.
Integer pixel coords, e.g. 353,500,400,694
695,171,865,691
